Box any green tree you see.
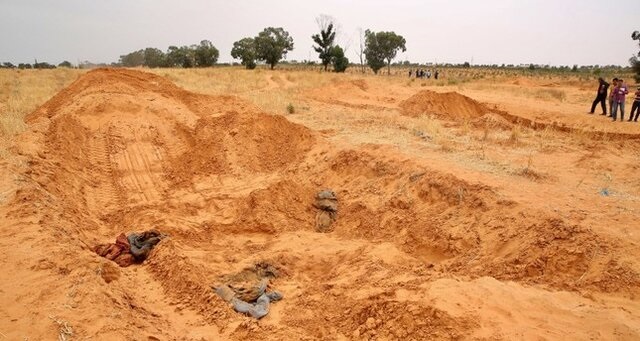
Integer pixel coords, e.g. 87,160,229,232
58,61,73,68
255,27,294,70
143,48,165,68
33,60,56,69
364,30,406,75
166,46,195,68
312,17,336,71
193,40,219,67
331,45,349,72
119,50,145,67
364,30,385,74
631,31,640,82
231,37,257,69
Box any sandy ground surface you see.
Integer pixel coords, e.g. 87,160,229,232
1,67,640,340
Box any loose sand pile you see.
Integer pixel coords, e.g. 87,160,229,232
305,78,398,110
399,90,490,120
2,69,640,339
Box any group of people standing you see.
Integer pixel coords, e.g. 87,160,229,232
590,77,640,122
409,69,438,80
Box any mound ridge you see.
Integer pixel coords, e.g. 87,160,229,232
400,90,490,120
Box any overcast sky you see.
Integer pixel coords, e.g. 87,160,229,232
1,0,639,66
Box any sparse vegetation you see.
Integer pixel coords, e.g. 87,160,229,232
508,125,522,145
0,68,84,155
513,152,545,181
534,88,566,101
49,315,73,341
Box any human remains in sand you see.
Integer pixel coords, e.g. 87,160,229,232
314,189,338,232
94,230,164,267
214,263,283,319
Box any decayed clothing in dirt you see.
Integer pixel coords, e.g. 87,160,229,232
94,230,164,267
214,263,283,319
314,189,338,232
128,230,163,260
94,233,135,267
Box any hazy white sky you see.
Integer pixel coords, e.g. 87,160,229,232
1,0,639,66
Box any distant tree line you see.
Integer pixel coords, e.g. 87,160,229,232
118,40,219,68
3,24,636,76
0,59,75,69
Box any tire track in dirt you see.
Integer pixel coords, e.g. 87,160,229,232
106,122,165,205
85,129,122,215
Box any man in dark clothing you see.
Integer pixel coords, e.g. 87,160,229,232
590,78,610,115
629,85,640,122
434,70,439,80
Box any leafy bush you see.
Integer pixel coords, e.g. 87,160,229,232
231,38,257,69
331,45,349,72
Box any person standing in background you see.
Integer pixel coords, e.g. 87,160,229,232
611,79,629,121
609,78,618,117
629,85,640,122
590,77,609,115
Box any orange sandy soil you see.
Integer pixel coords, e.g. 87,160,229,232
1,67,640,340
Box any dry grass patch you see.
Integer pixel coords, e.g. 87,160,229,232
507,125,522,145
0,69,84,155
533,88,566,101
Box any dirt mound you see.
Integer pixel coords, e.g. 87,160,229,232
472,112,514,130
347,79,369,91
314,148,639,292
305,78,398,110
400,90,490,120
305,79,369,102
167,113,314,186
